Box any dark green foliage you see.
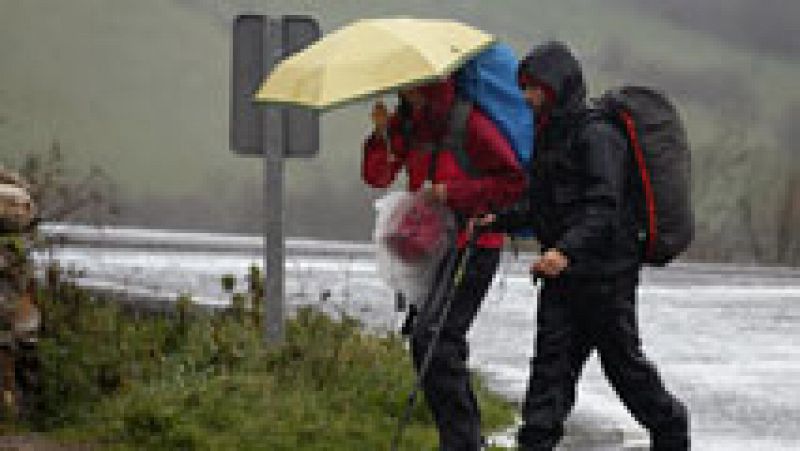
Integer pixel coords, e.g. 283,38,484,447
24,274,514,450
16,141,118,225
220,274,236,293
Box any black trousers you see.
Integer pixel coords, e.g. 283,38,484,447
518,272,689,451
410,247,500,451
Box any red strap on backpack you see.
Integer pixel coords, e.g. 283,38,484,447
619,110,658,259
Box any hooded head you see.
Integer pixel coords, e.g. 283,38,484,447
397,77,456,144
518,41,586,120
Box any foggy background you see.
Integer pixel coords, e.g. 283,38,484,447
1,0,798,264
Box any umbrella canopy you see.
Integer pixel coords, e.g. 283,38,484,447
254,18,495,110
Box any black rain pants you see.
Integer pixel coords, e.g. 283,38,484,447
517,272,690,451
410,247,500,451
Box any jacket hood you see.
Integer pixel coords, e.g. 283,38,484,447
400,78,456,144
417,77,456,117
518,41,586,120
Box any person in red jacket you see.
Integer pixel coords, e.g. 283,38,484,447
363,77,526,450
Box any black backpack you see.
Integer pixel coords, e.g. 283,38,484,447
595,86,694,266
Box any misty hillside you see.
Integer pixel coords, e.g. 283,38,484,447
0,0,797,263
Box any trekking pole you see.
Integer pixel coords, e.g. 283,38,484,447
390,226,484,451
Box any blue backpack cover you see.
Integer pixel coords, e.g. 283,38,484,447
456,42,535,168
456,43,535,238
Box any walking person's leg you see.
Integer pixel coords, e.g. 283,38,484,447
411,247,500,451
593,274,690,451
518,280,593,451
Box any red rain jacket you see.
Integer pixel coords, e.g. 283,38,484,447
362,79,526,249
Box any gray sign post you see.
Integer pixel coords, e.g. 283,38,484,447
230,15,320,345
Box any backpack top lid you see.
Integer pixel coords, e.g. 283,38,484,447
598,86,687,146
456,42,534,168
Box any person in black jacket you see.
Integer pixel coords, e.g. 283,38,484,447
491,41,690,450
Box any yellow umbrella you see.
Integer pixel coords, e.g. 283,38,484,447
254,17,495,110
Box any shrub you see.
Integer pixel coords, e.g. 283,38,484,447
25,273,514,450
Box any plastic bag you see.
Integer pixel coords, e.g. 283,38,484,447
373,191,455,306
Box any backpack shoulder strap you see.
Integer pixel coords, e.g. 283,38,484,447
441,98,481,178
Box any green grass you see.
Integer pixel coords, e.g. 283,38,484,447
22,271,515,450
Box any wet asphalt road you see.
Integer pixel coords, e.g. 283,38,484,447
36,226,800,450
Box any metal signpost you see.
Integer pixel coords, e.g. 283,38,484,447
230,15,320,344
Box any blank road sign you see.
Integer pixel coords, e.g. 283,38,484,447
231,15,265,155
282,17,320,158
230,15,320,158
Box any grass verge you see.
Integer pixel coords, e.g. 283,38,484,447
15,272,515,450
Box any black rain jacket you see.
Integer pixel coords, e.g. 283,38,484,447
498,42,641,278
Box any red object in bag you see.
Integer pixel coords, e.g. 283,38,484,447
384,196,450,263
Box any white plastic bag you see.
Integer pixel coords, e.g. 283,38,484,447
373,191,455,306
